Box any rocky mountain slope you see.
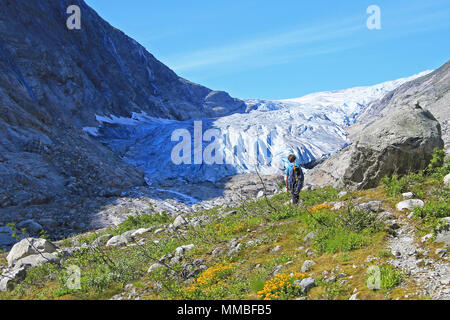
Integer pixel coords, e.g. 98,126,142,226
353,61,450,149
0,0,245,241
306,63,449,190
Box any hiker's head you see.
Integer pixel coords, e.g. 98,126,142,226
288,154,296,164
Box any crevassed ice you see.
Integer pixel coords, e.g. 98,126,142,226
91,71,431,185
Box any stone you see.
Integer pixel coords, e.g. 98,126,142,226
271,246,282,253
294,277,315,293
338,191,348,198
175,244,196,256
121,230,137,241
304,232,315,243
396,199,425,211
273,265,283,276
7,238,57,267
228,243,242,257
444,173,450,187
0,267,27,292
14,253,60,269
173,215,188,229
0,226,16,247
402,192,414,200
106,235,128,247
386,220,400,230
377,211,395,221
333,202,345,210
211,247,225,257
257,190,265,199
16,219,43,234
147,263,164,274
131,228,152,237
301,260,316,273
91,234,113,248
437,217,450,232
356,201,383,213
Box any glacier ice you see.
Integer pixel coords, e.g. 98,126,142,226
92,71,431,188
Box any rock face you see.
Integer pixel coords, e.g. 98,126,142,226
0,0,244,238
356,61,450,150
305,62,448,190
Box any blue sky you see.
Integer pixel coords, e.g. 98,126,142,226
85,0,450,100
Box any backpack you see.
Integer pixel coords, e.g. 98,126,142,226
288,163,304,192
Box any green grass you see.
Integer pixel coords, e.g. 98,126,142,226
1,150,448,300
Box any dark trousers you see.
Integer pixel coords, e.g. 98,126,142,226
291,181,302,205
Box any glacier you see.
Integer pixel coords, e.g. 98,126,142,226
92,71,431,193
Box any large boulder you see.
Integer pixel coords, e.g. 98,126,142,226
6,238,57,267
342,104,443,189
14,253,60,270
306,104,444,190
106,235,128,247
396,199,425,212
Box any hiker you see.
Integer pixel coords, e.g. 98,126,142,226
285,154,304,205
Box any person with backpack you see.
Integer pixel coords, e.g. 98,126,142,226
285,154,304,205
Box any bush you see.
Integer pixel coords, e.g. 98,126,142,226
257,272,307,300
381,174,409,197
115,212,172,235
413,199,450,219
366,265,403,291
380,265,403,290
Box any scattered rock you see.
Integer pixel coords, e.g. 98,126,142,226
211,247,226,257
357,201,383,213
14,253,60,269
338,191,348,198
106,235,128,247
294,277,315,293
377,211,395,221
421,234,433,243
402,192,414,200
0,267,27,292
271,246,282,253
147,263,164,274
444,173,450,187
333,202,345,210
91,234,113,248
173,215,188,229
273,265,283,275
175,244,196,256
7,238,57,267
396,199,424,211
304,232,315,243
301,260,316,273
16,219,43,234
